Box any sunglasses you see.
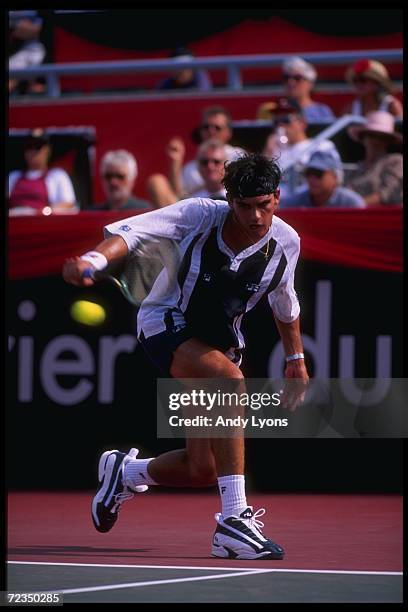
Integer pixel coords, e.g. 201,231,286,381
201,123,226,131
199,158,224,166
103,172,127,180
272,114,297,126
282,74,305,82
353,76,374,85
275,116,292,124
305,168,325,178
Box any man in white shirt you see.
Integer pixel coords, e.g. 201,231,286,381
147,106,245,207
263,97,339,197
190,139,228,200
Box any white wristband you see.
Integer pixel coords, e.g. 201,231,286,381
285,352,305,363
80,251,108,271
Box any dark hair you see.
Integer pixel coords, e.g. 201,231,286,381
201,105,232,128
222,153,281,198
171,46,194,58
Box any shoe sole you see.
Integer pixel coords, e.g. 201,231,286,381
91,449,119,530
211,544,284,560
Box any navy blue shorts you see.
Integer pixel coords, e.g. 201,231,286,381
138,327,194,377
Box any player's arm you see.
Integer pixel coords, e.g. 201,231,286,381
273,315,309,381
269,234,308,381
62,236,128,287
63,199,209,287
103,197,210,251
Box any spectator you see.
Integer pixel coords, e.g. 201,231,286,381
281,149,365,208
147,106,245,206
345,111,403,206
147,139,228,207
92,150,152,211
262,97,339,197
257,56,335,123
189,139,228,199
8,11,46,95
156,47,212,92
181,106,245,196
8,129,78,215
343,59,403,119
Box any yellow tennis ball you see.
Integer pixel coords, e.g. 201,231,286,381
70,300,106,326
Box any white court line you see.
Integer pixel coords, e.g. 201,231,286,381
7,561,263,573
7,561,402,576
51,570,274,596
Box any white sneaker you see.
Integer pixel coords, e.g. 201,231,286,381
91,448,148,533
211,506,285,560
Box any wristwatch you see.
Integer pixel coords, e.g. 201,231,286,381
285,352,305,363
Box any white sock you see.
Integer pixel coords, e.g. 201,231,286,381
218,475,248,517
124,458,158,488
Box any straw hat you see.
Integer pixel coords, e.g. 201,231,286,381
345,59,393,92
348,111,402,144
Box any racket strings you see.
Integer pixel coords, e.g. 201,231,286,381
120,239,182,307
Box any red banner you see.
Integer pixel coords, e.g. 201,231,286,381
8,208,402,280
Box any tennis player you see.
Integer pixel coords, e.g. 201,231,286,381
63,153,309,560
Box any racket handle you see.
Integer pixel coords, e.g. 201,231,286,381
82,268,97,280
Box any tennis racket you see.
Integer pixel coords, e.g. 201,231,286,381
82,237,182,308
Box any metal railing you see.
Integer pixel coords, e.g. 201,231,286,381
9,48,403,98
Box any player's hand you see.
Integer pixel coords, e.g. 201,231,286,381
166,137,186,165
281,360,309,412
62,256,96,287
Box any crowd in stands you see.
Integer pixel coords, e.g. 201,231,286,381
257,56,403,122
8,11,47,96
8,52,403,215
257,56,335,123
261,96,340,198
146,106,244,208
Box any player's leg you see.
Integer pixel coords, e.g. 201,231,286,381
93,336,284,558
147,338,244,482
126,338,244,487
132,338,284,559
145,439,217,487
92,338,236,532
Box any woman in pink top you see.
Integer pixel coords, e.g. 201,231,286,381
8,129,78,215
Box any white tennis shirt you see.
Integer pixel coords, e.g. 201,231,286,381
104,198,300,364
